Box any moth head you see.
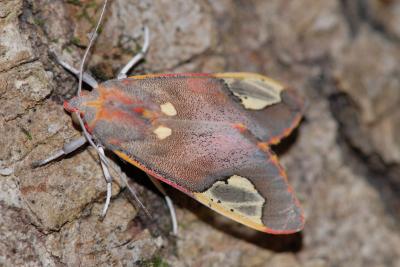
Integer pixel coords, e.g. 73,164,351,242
63,91,96,126
64,96,80,113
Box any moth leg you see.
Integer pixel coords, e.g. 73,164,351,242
97,146,113,218
31,136,87,167
147,174,178,235
117,26,150,79
57,58,99,88
94,145,151,219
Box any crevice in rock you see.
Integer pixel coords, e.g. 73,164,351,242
339,0,362,37
316,72,400,223
0,57,39,75
340,0,400,43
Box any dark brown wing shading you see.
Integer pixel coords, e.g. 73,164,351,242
213,73,304,144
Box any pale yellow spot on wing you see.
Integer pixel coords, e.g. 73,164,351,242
216,73,284,110
214,72,284,92
160,102,177,116
232,92,273,110
153,126,172,140
228,175,259,191
194,175,266,230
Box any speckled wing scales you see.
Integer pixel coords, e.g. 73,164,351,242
112,125,304,234
83,73,304,234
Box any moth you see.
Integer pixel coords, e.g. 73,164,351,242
60,71,305,234
34,2,305,234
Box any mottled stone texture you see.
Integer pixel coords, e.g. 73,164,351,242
0,0,399,266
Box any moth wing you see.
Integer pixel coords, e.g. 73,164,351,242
214,73,304,144
112,123,304,234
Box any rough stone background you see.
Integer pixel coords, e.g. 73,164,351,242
1,0,400,266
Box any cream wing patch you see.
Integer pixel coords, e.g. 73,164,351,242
160,102,177,116
223,76,284,110
153,125,172,140
232,91,272,110
197,175,265,225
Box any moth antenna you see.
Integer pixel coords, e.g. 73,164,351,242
81,124,150,218
118,171,152,218
78,116,151,218
75,112,113,178
77,0,108,96
94,137,151,218
72,0,151,220
70,0,110,172
106,161,151,218
32,0,105,166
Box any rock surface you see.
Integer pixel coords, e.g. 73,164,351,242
1,0,400,266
